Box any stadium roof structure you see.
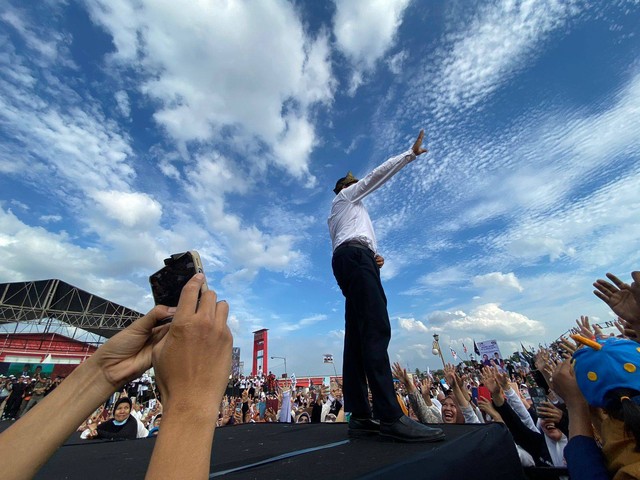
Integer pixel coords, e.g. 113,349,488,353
0,279,144,340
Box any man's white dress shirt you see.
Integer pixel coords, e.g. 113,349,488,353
328,149,416,254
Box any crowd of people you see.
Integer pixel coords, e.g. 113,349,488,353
0,366,64,420
0,273,615,478
0,269,639,478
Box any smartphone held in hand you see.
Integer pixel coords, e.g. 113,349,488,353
149,251,207,307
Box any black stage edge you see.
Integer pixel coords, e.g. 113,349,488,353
0,421,532,479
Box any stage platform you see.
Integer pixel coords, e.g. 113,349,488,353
0,420,567,479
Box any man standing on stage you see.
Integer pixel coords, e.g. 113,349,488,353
329,130,444,442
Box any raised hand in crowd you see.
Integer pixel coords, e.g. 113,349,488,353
391,362,416,393
558,336,577,355
494,368,510,393
217,406,232,427
264,407,277,423
536,401,563,425
481,367,503,406
593,272,640,324
533,348,549,372
575,315,596,339
541,355,561,382
444,364,472,411
592,322,607,340
455,372,471,403
615,316,639,340
478,397,503,423
443,363,456,389
232,403,243,425
534,349,555,387
420,377,433,407
317,384,328,404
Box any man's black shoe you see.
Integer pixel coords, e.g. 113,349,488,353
348,417,380,437
379,415,445,443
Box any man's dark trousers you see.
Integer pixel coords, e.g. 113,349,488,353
332,245,403,422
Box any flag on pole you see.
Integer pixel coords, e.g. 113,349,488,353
450,347,458,361
323,354,334,364
473,340,480,355
426,366,432,379
462,343,468,354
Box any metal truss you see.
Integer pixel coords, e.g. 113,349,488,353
0,280,143,339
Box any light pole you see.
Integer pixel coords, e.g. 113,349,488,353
270,356,287,378
432,334,446,369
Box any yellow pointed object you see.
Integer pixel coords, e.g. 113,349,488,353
570,334,603,350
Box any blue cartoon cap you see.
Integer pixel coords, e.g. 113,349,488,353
572,336,640,408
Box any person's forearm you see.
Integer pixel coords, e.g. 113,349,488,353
0,359,114,480
420,390,433,407
460,404,482,424
452,384,469,408
146,412,216,479
566,401,593,439
407,391,440,423
505,388,537,432
492,391,505,407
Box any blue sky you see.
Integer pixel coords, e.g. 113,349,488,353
1,0,639,377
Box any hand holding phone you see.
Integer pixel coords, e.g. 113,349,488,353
149,251,208,324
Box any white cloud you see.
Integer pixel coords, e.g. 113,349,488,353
387,50,408,75
398,317,429,333
328,329,345,340
0,81,135,193
281,314,328,332
114,90,130,118
186,154,307,276
506,236,575,262
86,0,334,182
90,190,162,229
39,214,62,223
9,200,28,211
473,272,524,292
428,303,545,339
432,0,583,114
1,6,70,64
0,207,150,310
272,114,318,185
404,266,468,295
333,0,411,93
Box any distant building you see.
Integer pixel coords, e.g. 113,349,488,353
0,331,98,377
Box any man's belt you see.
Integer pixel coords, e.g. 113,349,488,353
334,240,373,255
